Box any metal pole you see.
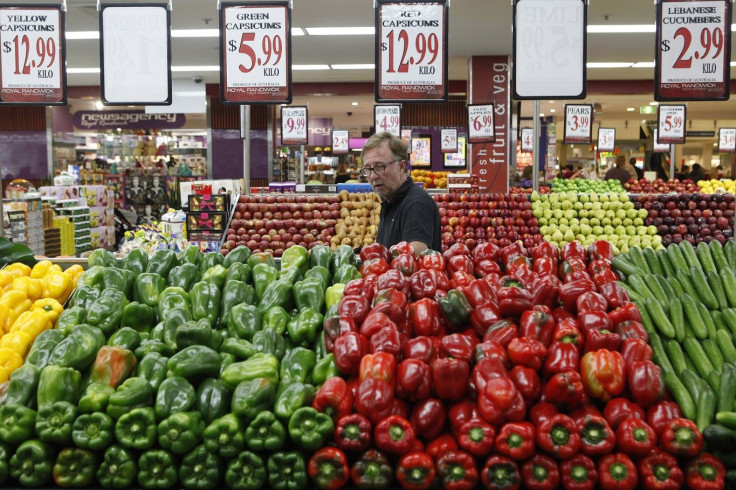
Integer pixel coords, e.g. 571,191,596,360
299,145,305,183
241,105,251,194
669,146,675,180
532,100,541,192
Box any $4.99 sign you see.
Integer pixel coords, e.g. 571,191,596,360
440,128,458,153
0,6,65,104
597,128,616,152
332,129,349,155
280,106,307,145
220,3,291,104
657,104,686,144
374,105,401,137
467,104,495,144
564,104,593,144
520,128,534,153
719,128,736,153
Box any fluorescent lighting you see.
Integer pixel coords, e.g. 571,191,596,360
351,102,359,106
293,65,330,70
171,29,218,38
331,64,375,70
649,102,659,106
586,62,632,68
627,107,636,112
66,31,98,40
549,109,556,113
732,61,736,67
67,27,304,40
95,101,104,110
67,67,100,74
633,61,656,68
588,25,656,33
540,113,545,117
306,27,374,35
172,66,220,72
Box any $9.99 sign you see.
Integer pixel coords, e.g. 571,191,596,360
0,6,65,104
374,105,401,137
657,105,687,144
467,104,495,144
280,106,307,145
564,104,593,144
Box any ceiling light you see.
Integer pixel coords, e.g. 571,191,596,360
539,113,545,117
305,27,374,36
633,61,656,68
293,65,330,70
172,66,219,72
586,62,632,68
549,109,555,113
331,64,375,70
351,102,359,106
627,107,635,111
649,102,659,106
95,100,104,110
68,67,100,74
588,25,656,33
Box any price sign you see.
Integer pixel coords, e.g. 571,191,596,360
100,5,171,105
467,104,495,143
719,128,736,153
332,129,349,154
653,130,671,152
657,105,687,144
375,1,447,102
220,2,291,104
563,104,593,144
374,105,401,137
441,128,458,153
281,106,307,145
0,6,65,104
513,0,587,99
656,0,731,101
401,128,412,148
597,128,616,152
520,128,534,152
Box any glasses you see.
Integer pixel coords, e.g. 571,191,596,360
360,160,400,177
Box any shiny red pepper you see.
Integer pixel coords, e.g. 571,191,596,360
440,333,477,363
313,377,355,421
559,279,596,312
529,402,559,426
410,398,446,441
458,418,496,457
616,417,657,459
521,454,560,490
578,310,613,333
615,321,648,343
531,275,561,310
419,250,446,271
369,325,405,358
588,240,614,261
431,357,469,401
355,378,395,424
474,340,508,365
627,360,664,407
608,302,641,326
532,241,559,262
559,258,588,282
408,298,443,337
470,303,504,337
396,359,432,402
361,242,391,263
344,278,375,302
536,413,581,461
561,241,587,262
323,314,358,353
461,279,496,308
543,342,580,377
448,255,475,277
577,414,616,457
598,453,637,490
472,357,509,394
389,241,416,258
508,264,536,288
584,324,622,353
494,421,536,461
369,302,407,336
477,376,526,426
403,336,437,365
647,401,683,437
593,270,620,288
450,270,475,290
620,338,652,365
560,454,598,490
359,351,396,387
437,450,478,490
338,295,370,325
519,305,556,347
482,319,519,347
473,241,500,263
391,253,418,277
497,277,534,317
638,450,684,490
507,337,547,370
410,268,450,301
334,413,372,453
376,270,410,297
374,415,416,455
660,418,703,457
685,452,726,490
443,242,471,262
333,332,369,376
361,257,390,277
553,319,584,349
576,291,608,314
580,349,626,401
587,257,612,275
475,259,502,277
396,451,436,490
509,365,542,404
390,398,410,419
481,455,522,490
543,370,586,411
426,433,458,462
598,282,630,310
448,400,479,438
605,398,646,431
534,256,558,276
553,306,576,324
500,241,528,267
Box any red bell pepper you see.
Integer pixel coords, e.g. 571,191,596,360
334,413,372,453
396,359,432,402
593,270,620,288
646,401,683,437
577,414,616,457
597,453,637,490
559,258,588,282
431,357,469,401
436,450,478,490
685,452,726,490
374,415,416,455
533,256,558,276
507,337,547,370
472,357,509,395
659,418,703,457
531,275,561,310
508,264,536,288
559,279,596,312
403,336,437,365
616,417,657,460
461,279,496,308
450,271,475,290
598,282,630,310
396,452,435,490
408,298,443,337
608,303,641,327
390,398,410,420
584,325,622,354
475,259,502,277
519,305,555,347
605,398,646,430
532,241,559,262
308,447,350,490
569,406,603,425
458,418,496,457
480,455,521,490
368,325,405,357
350,449,393,489
440,333,477,363
323,315,358,353
576,291,608,314
561,241,586,262
536,413,581,461
373,287,407,311
338,295,371,325
426,433,458,462
313,377,354,421
471,302,505,337
482,319,519,348
410,268,450,301
553,319,584,349
566,270,592,283
361,257,390,277
521,454,560,490
370,302,408,335
418,250,446,271
355,378,395,424
543,370,586,411
509,365,541,404
474,340,508,365
448,254,475,277
389,241,415,259
344,278,369,299
473,241,500,263
543,342,580,377
359,352,396,386
409,398,446,441
530,402,559,426
499,240,527,266
477,376,526,426
587,258,612,277
392,253,418,277
333,332,369,376
627,360,664,407
361,242,391,263
553,306,576,324
588,240,614,261
448,400,479,437
443,242,471,261
638,450,683,490
616,321,648,343
560,454,598,490
578,310,613,333
497,277,534,317
376,271,410,297
494,422,536,461
580,349,626,401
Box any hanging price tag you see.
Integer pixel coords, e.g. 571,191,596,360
719,128,736,153
440,128,458,153
657,105,687,144
563,104,593,144
655,0,731,101
467,104,495,144
653,130,671,153
374,105,401,137
597,128,616,152
281,106,307,145
0,6,65,104
520,128,534,152
332,129,349,154
375,1,447,102
401,128,412,148
220,2,291,104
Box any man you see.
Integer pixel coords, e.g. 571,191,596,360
616,155,637,182
605,157,633,186
630,158,643,180
361,132,441,254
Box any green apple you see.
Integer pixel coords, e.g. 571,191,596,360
573,202,584,211
653,235,663,247
612,218,622,227
636,226,648,236
538,217,548,226
564,210,576,220
579,194,590,203
615,209,627,220
602,218,612,227
603,225,615,235
552,230,564,242
579,209,589,218
615,226,627,236
590,218,600,227
638,208,649,219
633,218,644,226
623,202,635,210
584,202,593,210
620,243,630,254
648,225,658,235
626,225,637,236
539,225,549,235
600,194,610,203
626,209,638,219
623,218,633,227
592,225,603,235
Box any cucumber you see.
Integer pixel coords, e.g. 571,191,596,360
643,247,663,276
725,240,736,270
704,425,736,452
657,275,676,299
691,266,720,310
649,330,675,374
664,370,697,420
717,329,736,363
666,276,685,297
718,367,736,413
681,240,702,271
707,270,729,310
710,239,730,271
628,274,655,299
682,293,709,340
644,275,669,312
708,369,722,392
720,268,736,308
676,270,700,299
620,283,646,304
723,309,736,335
628,246,651,273
669,297,686,342
611,255,645,277
646,297,676,339
657,249,676,278
680,368,705,402
696,384,717,432
634,300,657,337
665,339,689,376
683,337,716,379
697,241,717,273
716,411,736,429
667,242,689,271
712,310,728,333
698,301,718,339
703,338,726,371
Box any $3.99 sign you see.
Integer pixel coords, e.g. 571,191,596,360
719,128,736,152
597,128,616,152
280,106,307,145
564,104,593,144
657,105,686,144
374,105,401,137
467,104,495,143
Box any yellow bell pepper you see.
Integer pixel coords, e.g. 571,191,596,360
0,366,10,384
0,303,9,335
31,298,64,324
42,271,72,303
11,277,43,302
0,347,23,373
10,310,51,339
0,291,32,332
4,263,31,278
66,265,84,289
0,331,33,357
30,260,54,279
0,270,14,290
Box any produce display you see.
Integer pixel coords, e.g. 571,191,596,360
510,185,552,194
624,178,698,194
411,169,452,189
330,190,381,250
699,179,736,194
550,178,624,194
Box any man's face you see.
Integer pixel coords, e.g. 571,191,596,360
363,142,406,201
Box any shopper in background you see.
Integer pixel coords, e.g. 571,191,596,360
687,163,707,183
361,132,441,254
562,164,575,179
630,158,643,179
605,157,633,186
334,163,351,184
649,153,669,180
615,155,637,182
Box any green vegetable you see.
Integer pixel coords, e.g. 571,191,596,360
77,382,115,413
53,447,98,488
228,303,262,341
280,347,316,384
103,267,135,298
200,251,224,274
158,286,191,320
176,319,215,351
220,338,256,360
221,353,279,390
25,329,64,369
226,262,252,287
708,270,729,310
135,273,167,308
225,451,266,490
267,451,307,490
180,245,203,266
232,377,276,423
203,413,245,459
36,401,76,445
179,443,222,490
262,306,289,335
106,377,154,420
168,345,221,380
97,445,137,489
108,326,142,351
136,352,169,391
47,324,105,371
137,449,178,490
245,411,286,452
287,406,333,451
72,412,114,451
55,306,87,336
252,329,286,360
9,440,54,487
196,378,231,425
189,281,221,327
146,249,178,278
224,245,252,268
168,263,201,290
287,307,323,345
220,280,249,328
37,365,82,409
663,370,696,420
3,363,40,406
157,411,205,455
115,407,157,450
121,301,156,333
274,382,316,421
155,376,196,420
122,248,148,275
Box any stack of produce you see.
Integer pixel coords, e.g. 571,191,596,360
510,185,552,194
532,191,660,253
624,178,698,194
550,178,624,194
411,169,451,189
698,178,736,194
331,190,381,250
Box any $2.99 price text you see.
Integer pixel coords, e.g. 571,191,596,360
661,25,724,74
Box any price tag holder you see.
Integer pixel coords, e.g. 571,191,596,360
653,130,671,153
100,4,172,105
467,104,495,143
563,104,593,144
440,128,458,153
281,106,307,145
0,5,66,104
597,128,616,153
401,128,412,148
520,128,534,153
719,128,736,153
513,0,587,99
374,105,402,137
655,0,732,101
220,2,291,104
375,0,448,102
657,104,687,144
331,129,349,154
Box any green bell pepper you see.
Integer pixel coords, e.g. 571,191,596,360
280,347,316,384
36,400,76,445
155,376,196,420
89,248,117,268
176,319,214,350
231,377,276,422
219,352,236,376
55,306,87,336
189,281,221,327
115,407,157,450
146,249,179,278
77,382,115,413
179,443,222,490
282,245,309,275
135,273,167,308
267,451,308,490
106,377,154,420
220,279,249,328
137,449,178,490
294,277,325,312
258,280,294,313
85,297,122,336
287,406,334,451
72,411,114,451
224,245,252,268
203,413,245,459
4,363,40,406
0,403,37,445
279,266,302,285
312,353,341,386
0,443,6,485
226,262,252,286
196,378,231,425
108,326,142,351
52,447,97,488
121,301,156,333
325,303,339,318
274,382,316,421
221,353,279,389
438,289,473,329
253,263,279,301
202,264,227,289
180,245,203,266
103,267,135,298
71,285,100,309
252,328,286,360
135,339,174,359
263,305,289,335
333,264,361,284
25,329,64,369
309,244,334,270
9,440,54,487
247,251,276,270
228,303,262,341
89,345,136,388
97,445,137,488
225,450,266,490
333,244,357,270
168,263,200,290
136,353,169,391
158,286,191,320
245,411,286,452
287,307,323,345
305,265,331,290
122,248,148,275
220,338,256,360
76,265,106,290
162,307,191,349
157,411,204,455
325,283,345,310
168,345,221,380
200,251,224,274
37,365,81,409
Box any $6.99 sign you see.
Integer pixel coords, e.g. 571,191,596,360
467,104,495,143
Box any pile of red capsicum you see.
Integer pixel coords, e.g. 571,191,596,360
311,239,726,489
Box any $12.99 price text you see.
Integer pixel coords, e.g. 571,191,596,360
3,35,56,79
381,29,439,75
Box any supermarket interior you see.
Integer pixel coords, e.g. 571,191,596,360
0,0,736,489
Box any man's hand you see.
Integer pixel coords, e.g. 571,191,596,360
410,241,429,257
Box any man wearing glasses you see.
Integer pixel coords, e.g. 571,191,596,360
361,132,441,255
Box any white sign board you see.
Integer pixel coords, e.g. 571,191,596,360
332,129,349,155
597,128,616,152
657,105,687,144
467,104,495,143
719,128,736,153
281,106,307,145
521,128,534,152
653,130,671,153
374,105,401,137
441,128,458,153
563,104,593,144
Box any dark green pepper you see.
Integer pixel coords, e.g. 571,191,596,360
146,249,179,278
158,286,191,320
97,445,137,489
309,244,334,270
228,303,262,341
202,264,227,289
103,267,135,298
9,440,54,487
36,400,76,445
72,411,114,451
245,411,286,452
280,347,316,384
438,289,473,329
77,382,115,413
203,413,245,459
25,329,64,369
176,319,214,351
122,248,148,275
253,263,279,301
262,305,289,335
294,277,325,312
305,265,331,290
247,252,276,270
135,339,174,359
115,407,157,450
37,365,81,409
200,251,224,274
287,406,334,451
231,377,276,423
180,245,203,266
163,307,192,350
219,352,236,376
312,353,340,386
157,411,205,455
220,337,256,360
168,263,201,290
0,403,37,445
274,382,316,421
76,266,105,290
89,249,117,268
108,326,142,351
0,442,7,485
71,285,100,309
224,245,252,268
287,307,323,345
100,286,128,306
134,273,167,308
86,296,123,336
179,443,222,490
226,262,252,286
155,376,196,420
220,279,249,328
258,280,294,313
106,377,154,420
52,447,97,488
252,328,286,360
4,363,40,406
190,281,221,327
136,352,169,391
279,266,303,285
333,244,357,269
121,301,156,333
225,450,266,490
267,451,307,490
137,449,178,489
55,306,86,336
168,345,221,380
196,378,231,425
221,353,279,390
333,264,361,284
